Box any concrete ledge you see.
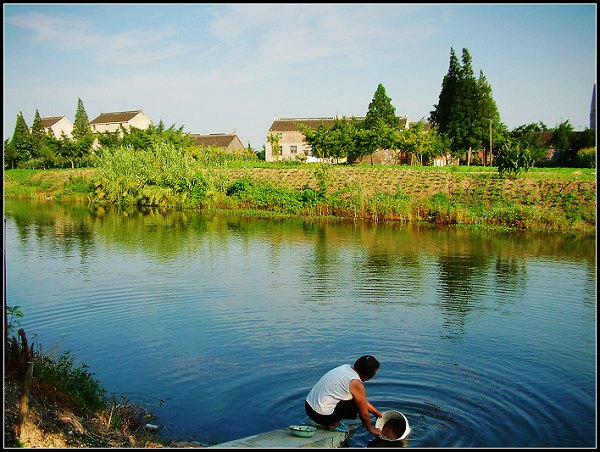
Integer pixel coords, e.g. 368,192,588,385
209,424,358,448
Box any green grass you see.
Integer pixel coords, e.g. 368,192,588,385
4,159,596,234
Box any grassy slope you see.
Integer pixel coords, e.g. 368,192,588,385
3,166,596,233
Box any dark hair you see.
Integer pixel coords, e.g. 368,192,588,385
354,355,380,380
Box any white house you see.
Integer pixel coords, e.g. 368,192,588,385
265,117,363,162
265,116,416,163
89,110,153,134
41,116,73,139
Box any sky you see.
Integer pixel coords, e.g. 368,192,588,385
3,3,597,149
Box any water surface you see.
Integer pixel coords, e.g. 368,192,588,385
4,199,596,447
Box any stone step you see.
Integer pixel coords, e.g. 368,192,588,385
209,424,358,448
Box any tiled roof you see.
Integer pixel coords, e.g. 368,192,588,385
269,117,366,132
189,133,239,148
41,116,66,128
269,116,413,132
89,110,142,125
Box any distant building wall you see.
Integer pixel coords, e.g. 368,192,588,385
42,116,73,139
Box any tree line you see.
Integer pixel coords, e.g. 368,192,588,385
4,98,96,170
3,98,195,170
298,48,595,174
4,47,596,173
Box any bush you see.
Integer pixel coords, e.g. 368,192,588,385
92,142,197,206
34,349,106,414
495,143,534,178
426,192,455,224
575,147,596,168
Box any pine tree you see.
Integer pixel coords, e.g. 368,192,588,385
454,48,480,152
430,48,501,158
360,83,399,160
30,109,46,159
430,47,460,135
72,98,91,139
364,83,398,130
68,98,94,168
5,112,32,167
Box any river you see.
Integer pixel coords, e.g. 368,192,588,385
3,198,596,447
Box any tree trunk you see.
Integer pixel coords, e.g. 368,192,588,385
17,361,34,438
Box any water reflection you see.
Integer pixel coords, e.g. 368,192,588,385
5,198,596,345
4,199,596,447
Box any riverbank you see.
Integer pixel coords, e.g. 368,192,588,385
3,165,596,235
4,373,205,448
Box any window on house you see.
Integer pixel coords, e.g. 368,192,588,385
291,145,297,154
277,133,283,138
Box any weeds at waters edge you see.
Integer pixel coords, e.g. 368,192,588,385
3,149,595,234
4,326,171,447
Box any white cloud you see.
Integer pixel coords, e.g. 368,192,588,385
208,4,438,69
5,11,189,66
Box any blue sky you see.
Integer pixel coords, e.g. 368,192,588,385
3,3,597,149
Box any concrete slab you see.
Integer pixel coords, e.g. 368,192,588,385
209,424,358,448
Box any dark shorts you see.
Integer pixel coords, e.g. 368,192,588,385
305,399,358,426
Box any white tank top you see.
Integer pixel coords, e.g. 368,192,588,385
306,364,360,415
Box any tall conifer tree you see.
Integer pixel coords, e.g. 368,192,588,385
5,112,32,167
454,48,480,152
430,48,501,157
361,83,399,157
364,83,398,130
30,109,45,159
430,47,460,135
72,98,91,140
68,97,94,168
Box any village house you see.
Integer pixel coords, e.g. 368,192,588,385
266,116,420,164
265,117,366,162
88,109,153,149
89,110,153,134
41,116,74,139
189,133,245,152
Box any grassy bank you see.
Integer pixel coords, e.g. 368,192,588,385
4,326,175,448
3,164,596,235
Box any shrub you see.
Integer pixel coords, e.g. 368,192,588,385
34,349,106,414
495,143,534,178
92,142,197,207
575,147,596,168
426,192,455,224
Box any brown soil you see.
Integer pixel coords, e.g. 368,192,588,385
380,417,407,440
3,375,204,448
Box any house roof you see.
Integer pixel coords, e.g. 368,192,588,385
89,110,143,125
189,133,241,148
269,116,411,132
41,116,67,128
269,117,367,132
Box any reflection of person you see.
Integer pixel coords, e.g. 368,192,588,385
305,355,382,436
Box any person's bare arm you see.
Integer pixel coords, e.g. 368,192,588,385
367,400,383,418
350,379,381,436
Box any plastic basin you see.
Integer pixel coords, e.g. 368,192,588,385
289,425,317,438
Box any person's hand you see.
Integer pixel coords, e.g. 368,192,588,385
369,426,381,436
